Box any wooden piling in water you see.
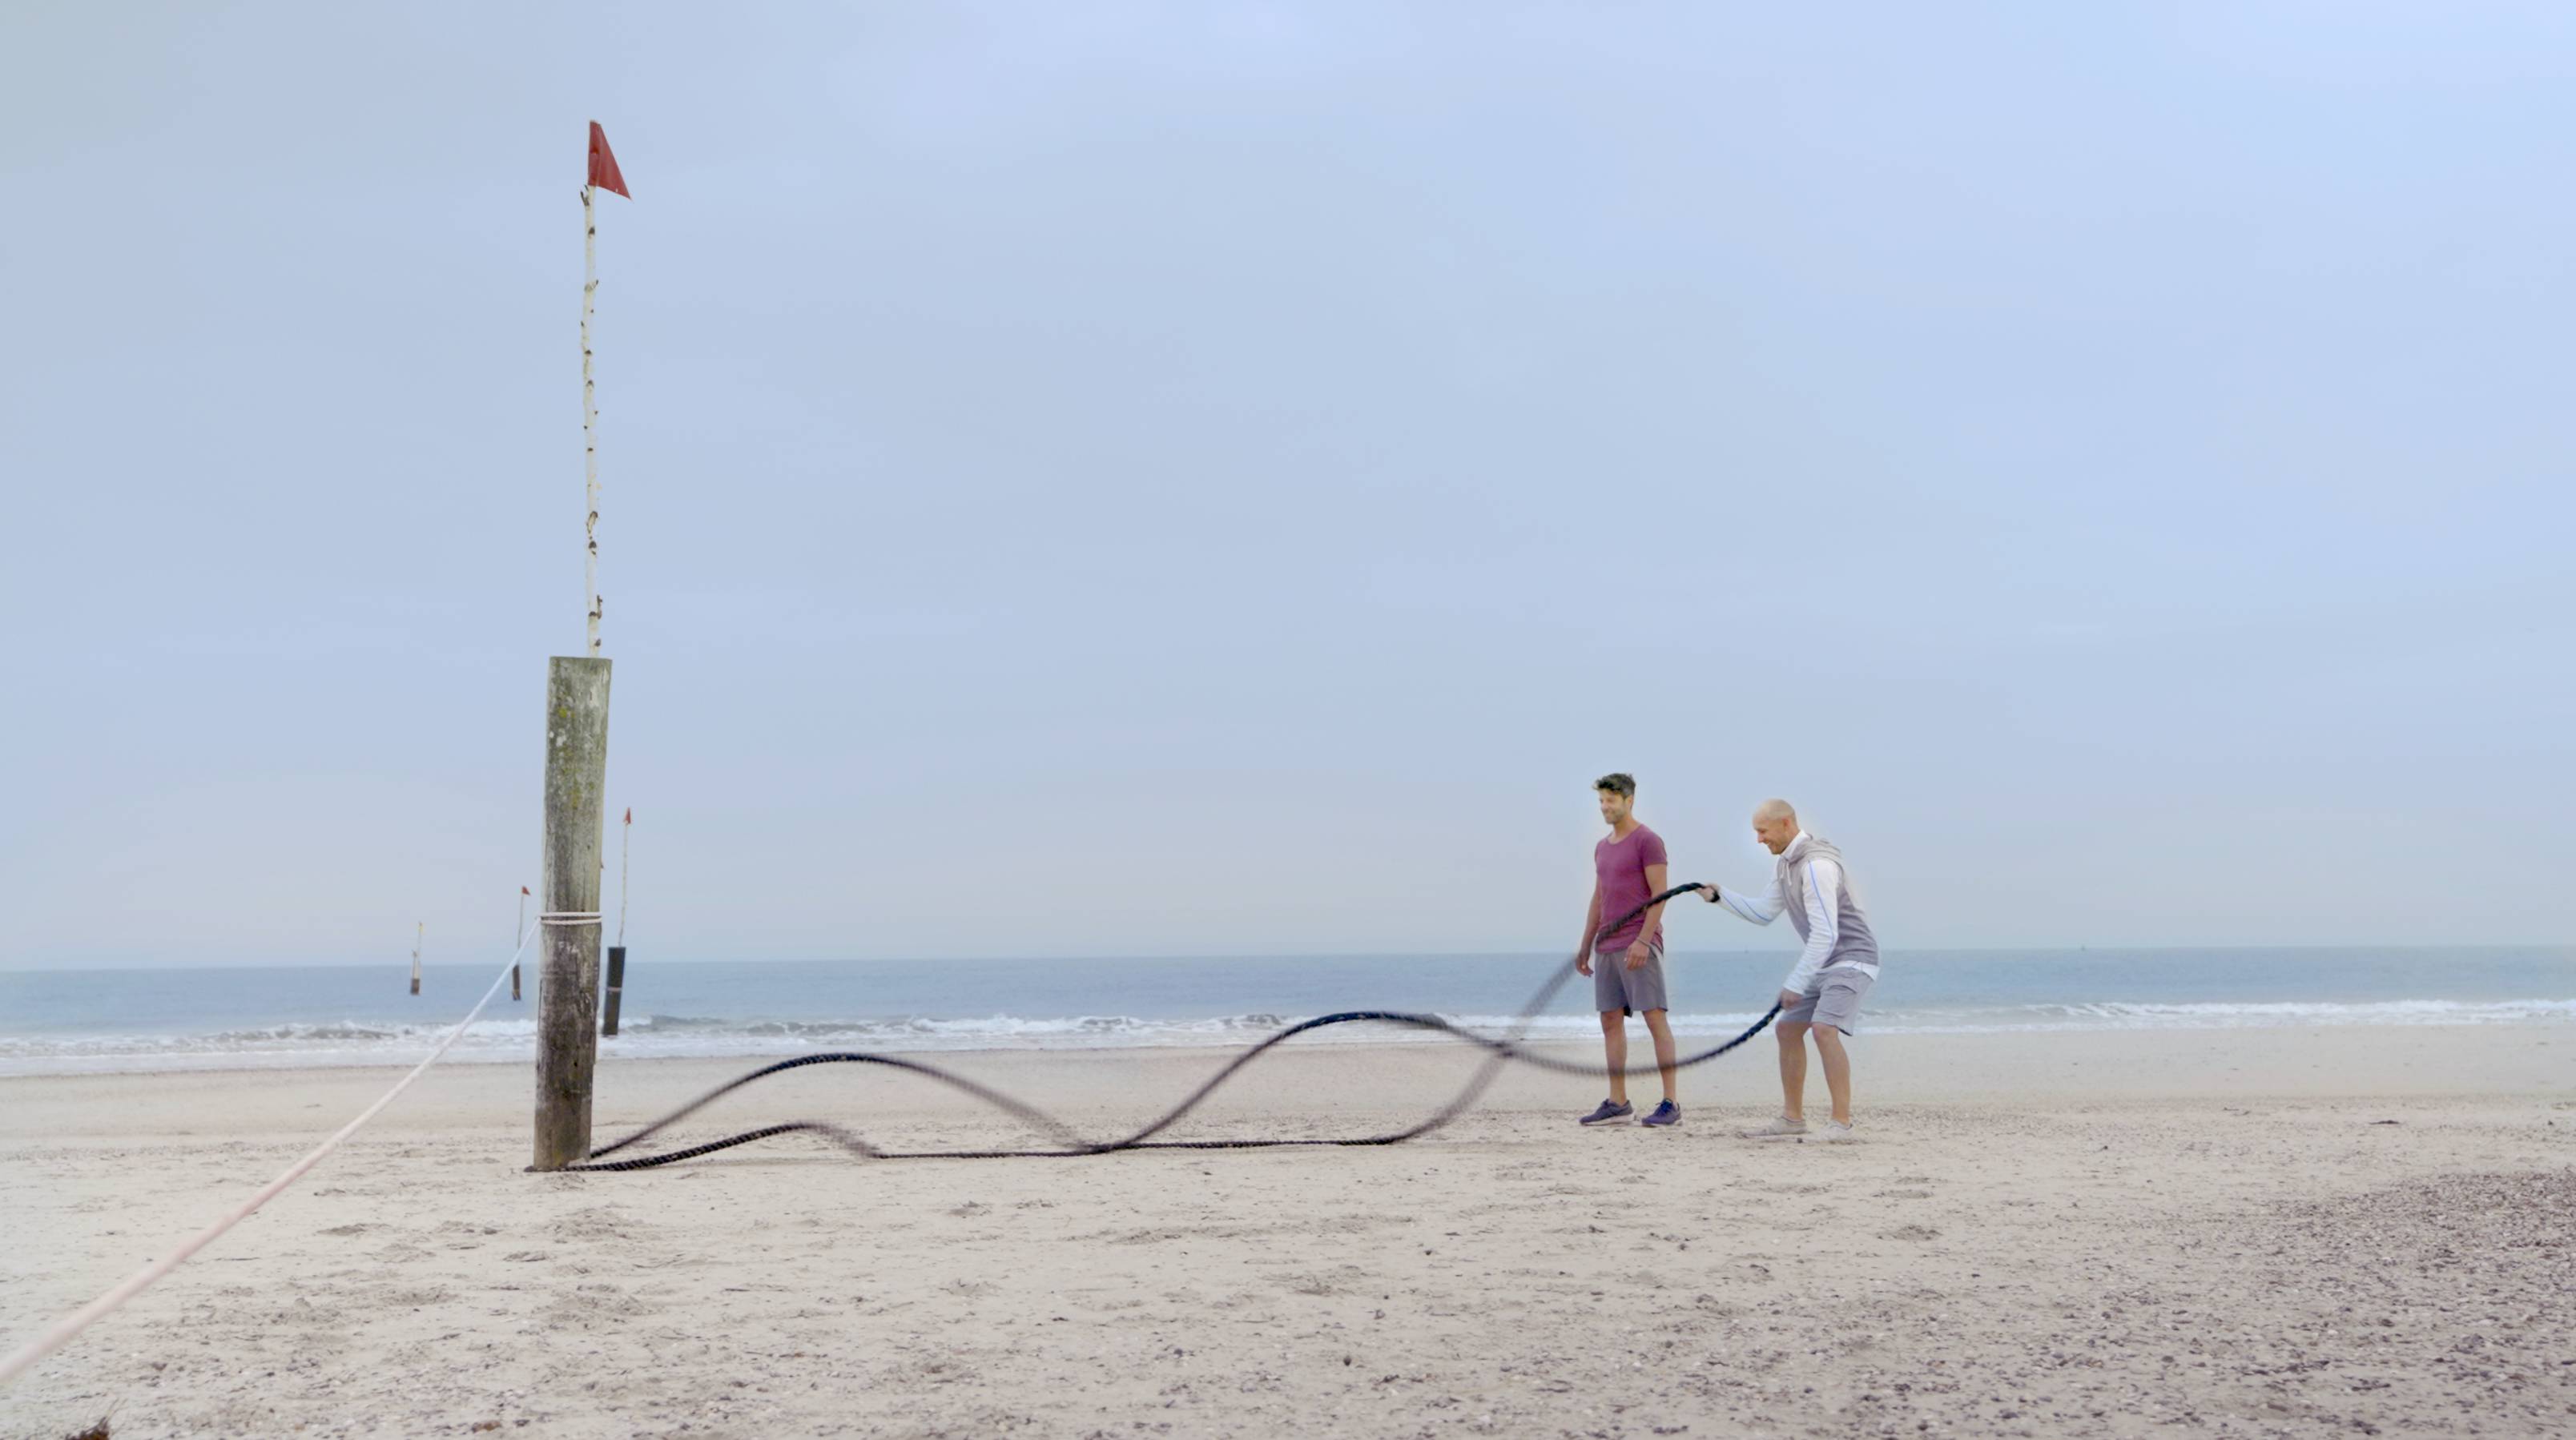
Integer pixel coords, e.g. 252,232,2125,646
602,807,632,1036
532,655,612,1171
512,886,528,1001
602,946,626,1036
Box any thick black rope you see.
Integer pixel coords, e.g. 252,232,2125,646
571,883,1777,1172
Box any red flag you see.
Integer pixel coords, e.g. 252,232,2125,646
521,886,530,896
587,122,630,198
623,808,632,823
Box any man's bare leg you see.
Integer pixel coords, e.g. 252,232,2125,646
1775,1019,1810,1122
1600,1010,1629,1105
1811,1023,1854,1124
1641,1008,1679,1104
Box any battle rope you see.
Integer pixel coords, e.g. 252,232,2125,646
573,883,1781,1172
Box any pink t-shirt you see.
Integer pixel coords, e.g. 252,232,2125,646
1593,825,1668,951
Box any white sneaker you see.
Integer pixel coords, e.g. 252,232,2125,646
1740,1116,1807,1139
1813,1119,1857,1142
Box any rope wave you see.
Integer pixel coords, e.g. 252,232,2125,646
573,884,1780,1172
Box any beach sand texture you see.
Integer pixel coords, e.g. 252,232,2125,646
5,1026,2571,1438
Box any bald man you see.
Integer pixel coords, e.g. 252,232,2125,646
1703,800,1880,1140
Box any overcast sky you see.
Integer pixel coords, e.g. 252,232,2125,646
3,2,2569,968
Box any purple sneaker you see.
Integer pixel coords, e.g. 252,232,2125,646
1639,1100,1681,1128
1577,1099,1634,1126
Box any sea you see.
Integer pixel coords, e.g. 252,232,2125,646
1,946,2568,1078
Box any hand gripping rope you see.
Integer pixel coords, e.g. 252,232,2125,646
571,884,1780,1172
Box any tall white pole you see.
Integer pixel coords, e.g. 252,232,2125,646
582,183,602,656
409,922,424,996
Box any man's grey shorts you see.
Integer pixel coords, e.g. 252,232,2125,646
1780,966,1874,1035
1593,940,1667,1016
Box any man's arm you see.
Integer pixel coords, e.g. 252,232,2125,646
1624,863,1669,968
1778,856,1843,998
1709,871,1785,925
1576,883,1602,974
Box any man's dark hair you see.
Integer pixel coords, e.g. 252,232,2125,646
1594,772,1636,798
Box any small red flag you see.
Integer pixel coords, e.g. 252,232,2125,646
521,886,530,896
587,122,630,199
623,808,632,824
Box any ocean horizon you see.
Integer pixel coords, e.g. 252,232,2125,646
2,945,2567,1077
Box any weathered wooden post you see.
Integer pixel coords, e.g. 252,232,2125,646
409,922,424,996
531,123,631,1173
532,658,611,1170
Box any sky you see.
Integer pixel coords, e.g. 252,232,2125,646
2,2,2570,968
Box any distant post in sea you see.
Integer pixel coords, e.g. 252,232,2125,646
512,885,529,1001
409,922,424,996
533,122,631,1173
602,807,631,1038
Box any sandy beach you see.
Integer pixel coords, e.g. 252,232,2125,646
5,1025,2570,1439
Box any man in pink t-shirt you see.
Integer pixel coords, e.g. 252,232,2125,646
1574,773,1681,1128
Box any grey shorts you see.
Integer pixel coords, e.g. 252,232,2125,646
1780,967,1874,1035
1593,939,1668,1016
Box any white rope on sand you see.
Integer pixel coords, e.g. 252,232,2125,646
0,923,540,1388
